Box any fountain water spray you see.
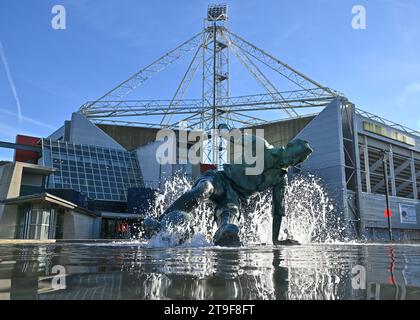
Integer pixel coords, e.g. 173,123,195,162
139,173,345,246
282,174,346,244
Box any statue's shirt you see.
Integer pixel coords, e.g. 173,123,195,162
222,152,287,199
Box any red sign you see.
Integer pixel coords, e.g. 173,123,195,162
200,163,217,174
118,222,128,233
388,275,396,285
14,135,40,164
384,209,393,218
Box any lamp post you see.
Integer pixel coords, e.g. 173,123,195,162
380,150,393,241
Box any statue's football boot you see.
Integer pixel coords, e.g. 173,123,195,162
213,224,241,247
213,204,241,247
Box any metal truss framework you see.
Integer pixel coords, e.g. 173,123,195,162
79,4,341,164
356,109,420,137
341,101,362,238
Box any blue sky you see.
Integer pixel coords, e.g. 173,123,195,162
0,0,419,160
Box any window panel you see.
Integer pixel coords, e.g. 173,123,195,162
42,139,143,201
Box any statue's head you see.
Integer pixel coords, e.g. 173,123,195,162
271,139,313,168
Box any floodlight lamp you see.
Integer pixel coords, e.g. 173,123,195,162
207,4,228,21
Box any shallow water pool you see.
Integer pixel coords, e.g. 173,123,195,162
0,242,419,300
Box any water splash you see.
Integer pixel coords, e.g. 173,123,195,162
138,173,215,247
139,173,345,247
239,192,272,245
240,174,345,244
282,174,346,244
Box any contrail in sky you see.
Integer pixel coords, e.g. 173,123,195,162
0,109,55,130
0,40,23,124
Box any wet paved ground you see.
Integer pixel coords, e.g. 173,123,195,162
0,242,419,300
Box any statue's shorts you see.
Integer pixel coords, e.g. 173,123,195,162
193,170,246,224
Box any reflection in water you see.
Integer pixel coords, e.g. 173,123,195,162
282,246,358,300
0,243,420,300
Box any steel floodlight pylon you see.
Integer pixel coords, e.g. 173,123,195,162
80,30,204,113
80,4,340,166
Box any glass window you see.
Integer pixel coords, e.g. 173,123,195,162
42,139,143,201
28,205,51,240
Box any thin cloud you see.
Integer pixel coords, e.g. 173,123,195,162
384,0,420,11
403,81,420,96
0,109,55,130
394,81,420,131
69,1,151,47
0,122,41,140
280,21,303,40
396,80,420,108
0,40,22,124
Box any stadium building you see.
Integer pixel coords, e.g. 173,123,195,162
0,5,419,241
1,98,419,241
